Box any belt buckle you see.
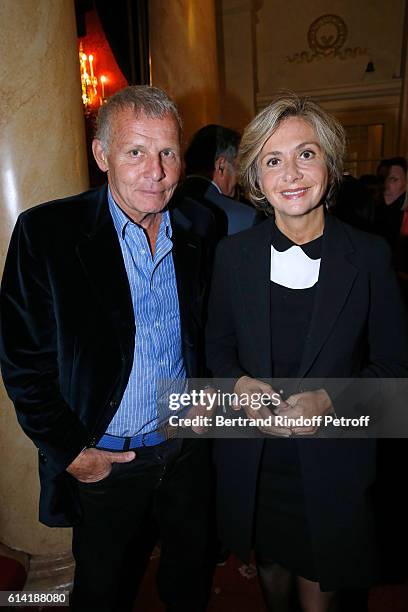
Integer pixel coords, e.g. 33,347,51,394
123,436,132,451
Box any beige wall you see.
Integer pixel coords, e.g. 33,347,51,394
0,0,88,555
216,0,256,130
256,0,404,95
218,0,407,159
149,0,220,145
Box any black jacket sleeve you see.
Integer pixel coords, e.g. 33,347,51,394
0,214,89,475
206,238,247,382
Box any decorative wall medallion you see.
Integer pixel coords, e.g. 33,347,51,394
308,14,347,55
286,14,368,64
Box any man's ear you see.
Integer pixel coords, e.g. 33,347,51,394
215,155,227,175
92,139,109,172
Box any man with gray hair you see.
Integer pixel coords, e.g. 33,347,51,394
175,124,260,237
0,86,213,611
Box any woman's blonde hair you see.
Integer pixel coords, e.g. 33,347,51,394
238,92,346,212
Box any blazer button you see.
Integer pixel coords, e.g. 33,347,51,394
110,400,118,408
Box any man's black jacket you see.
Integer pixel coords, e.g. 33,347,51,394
0,185,209,526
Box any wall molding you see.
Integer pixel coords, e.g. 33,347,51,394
256,79,402,110
216,0,253,17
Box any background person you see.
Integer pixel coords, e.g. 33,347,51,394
206,93,408,611
375,156,407,250
0,86,213,612
175,124,260,239
375,157,408,306
330,174,376,233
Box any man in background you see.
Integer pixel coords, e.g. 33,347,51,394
175,124,260,239
376,156,407,249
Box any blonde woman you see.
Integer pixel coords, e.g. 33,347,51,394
207,94,408,611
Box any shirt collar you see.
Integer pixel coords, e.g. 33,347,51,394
210,179,222,194
108,186,172,239
271,222,322,260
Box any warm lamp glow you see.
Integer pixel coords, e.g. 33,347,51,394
100,75,107,101
79,42,106,113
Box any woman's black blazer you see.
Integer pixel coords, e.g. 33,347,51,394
206,213,408,590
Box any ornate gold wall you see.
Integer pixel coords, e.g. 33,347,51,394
149,0,220,144
217,0,408,164
0,0,88,557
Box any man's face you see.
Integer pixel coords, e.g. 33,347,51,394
93,109,181,223
384,165,406,205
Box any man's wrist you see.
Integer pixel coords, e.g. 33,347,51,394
66,447,88,473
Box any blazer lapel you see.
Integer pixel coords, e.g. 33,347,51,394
297,214,358,378
171,214,203,326
75,187,135,352
236,217,274,378
170,214,205,378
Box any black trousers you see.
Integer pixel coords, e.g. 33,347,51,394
70,438,214,612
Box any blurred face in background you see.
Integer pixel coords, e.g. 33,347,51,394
383,165,406,205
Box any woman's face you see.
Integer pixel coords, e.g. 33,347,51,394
258,116,328,222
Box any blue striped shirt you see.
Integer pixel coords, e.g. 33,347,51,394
106,189,186,436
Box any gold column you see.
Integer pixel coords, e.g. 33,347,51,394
216,0,257,131
0,0,88,568
149,0,220,143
